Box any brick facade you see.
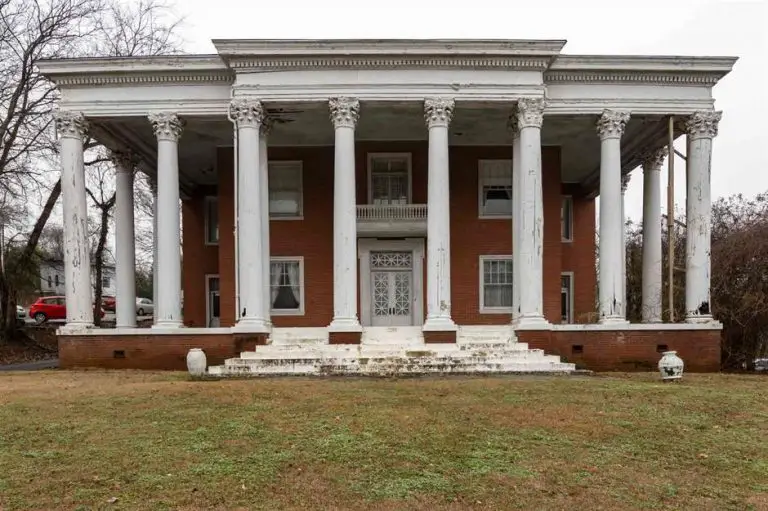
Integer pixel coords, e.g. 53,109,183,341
182,143,596,327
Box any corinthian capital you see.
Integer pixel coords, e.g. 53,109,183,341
424,98,454,128
55,109,88,140
642,146,668,172
229,99,264,129
148,112,183,142
685,110,722,140
329,97,360,129
596,109,631,140
516,98,546,129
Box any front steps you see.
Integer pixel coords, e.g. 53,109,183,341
207,325,575,377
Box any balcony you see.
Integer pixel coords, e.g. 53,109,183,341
356,204,428,236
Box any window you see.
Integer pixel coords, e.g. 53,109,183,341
269,161,303,218
479,256,514,313
47,275,52,288
478,160,513,217
102,276,111,288
270,257,304,315
561,273,574,323
205,196,219,244
54,275,59,286
561,196,573,242
368,153,411,205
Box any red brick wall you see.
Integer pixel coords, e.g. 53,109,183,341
59,334,237,370
518,329,721,372
181,195,219,327
184,143,598,327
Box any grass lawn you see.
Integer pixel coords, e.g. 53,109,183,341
1,372,767,510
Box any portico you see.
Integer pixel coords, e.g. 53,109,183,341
39,39,736,374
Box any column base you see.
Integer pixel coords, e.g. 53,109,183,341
58,321,94,334
423,316,457,332
685,314,716,325
599,316,630,326
513,315,551,330
152,319,184,330
232,318,271,334
328,317,362,333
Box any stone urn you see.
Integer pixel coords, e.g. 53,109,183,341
186,348,207,377
658,351,684,381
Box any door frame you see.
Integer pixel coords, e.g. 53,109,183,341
358,238,424,327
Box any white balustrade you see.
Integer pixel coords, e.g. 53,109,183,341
356,204,428,221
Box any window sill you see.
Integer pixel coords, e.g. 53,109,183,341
561,238,573,243
270,216,304,221
479,307,514,314
270,309,305,316
478,215,513,220
204,241,219,246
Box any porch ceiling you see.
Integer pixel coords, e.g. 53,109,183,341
92,101,668,194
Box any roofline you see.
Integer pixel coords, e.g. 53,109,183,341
36,54,226,77
551,54,738,73
212,38,568,56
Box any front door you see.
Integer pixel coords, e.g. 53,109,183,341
370,251,413,326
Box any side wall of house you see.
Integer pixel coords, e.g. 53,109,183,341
181,143,596,326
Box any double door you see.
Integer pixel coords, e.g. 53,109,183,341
370,251,413,326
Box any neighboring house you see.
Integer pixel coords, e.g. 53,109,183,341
39,259,117,298
40,38,734,374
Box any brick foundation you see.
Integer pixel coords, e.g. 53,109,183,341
58,334,237,371
423,331,458,344
517,328,721,372
328,331,362,344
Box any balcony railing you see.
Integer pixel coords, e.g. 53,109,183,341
356,204,428,222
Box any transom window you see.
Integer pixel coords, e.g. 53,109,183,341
478,160,512,218
561,196,573,242
270,257,304,315
368,153,411,205
269,161,303,218
479,256,514,313
561,273,574,323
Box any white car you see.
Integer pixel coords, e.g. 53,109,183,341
136,298,154,316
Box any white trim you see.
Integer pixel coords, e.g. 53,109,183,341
204,196,219,246
358,238,425,327
205,274,220,328
366,152,412,205
269,256,305,316
478,159,513,219
479,255,514,314
268,160,304,220
551,322,723,331
560,271,575,324
561,195,574,242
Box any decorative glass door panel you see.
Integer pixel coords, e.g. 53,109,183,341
370,251,413,326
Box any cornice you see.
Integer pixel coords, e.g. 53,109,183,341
226,55,554,71
545,70,725,86
52,70,234,87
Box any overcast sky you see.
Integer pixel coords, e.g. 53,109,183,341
177,0,766,220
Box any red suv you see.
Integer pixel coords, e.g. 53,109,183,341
102,296,116,312
29,296,104,324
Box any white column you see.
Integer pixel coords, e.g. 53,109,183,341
229,99,269,332
620,173,631,317
685,110,721,323
423,98,456,332
149,113,183,328
55,110,93,330
328,97,362,332
515,98,548,328
151,179,158,324
259,120,272,325
509,114,521,321
641,147,666,322
113,152,137,328
597,109,631,324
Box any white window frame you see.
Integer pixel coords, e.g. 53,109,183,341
561,271,575,324
205,274,220,328
479,255,514,314
269,161,304,220
204,196,219,245
367,152,412,205
269,256,305,316
561,196,574,242
478,159,513,219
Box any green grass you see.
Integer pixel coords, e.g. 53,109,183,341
0,371,766,510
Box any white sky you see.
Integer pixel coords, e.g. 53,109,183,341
176,0,767,220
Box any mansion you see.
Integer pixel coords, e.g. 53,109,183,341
38,39,735,375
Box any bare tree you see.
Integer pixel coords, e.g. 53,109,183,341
0,0,183,339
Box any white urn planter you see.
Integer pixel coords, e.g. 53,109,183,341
186,348,207,378
658,351,684,381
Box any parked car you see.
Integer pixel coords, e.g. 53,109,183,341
28,296,105,324
136,297,154,316
102,295,116,312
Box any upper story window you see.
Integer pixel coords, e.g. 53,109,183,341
368,153,411,205
478,160,512,218
561,196,573,242
269,161,303,218
205,196,218,245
